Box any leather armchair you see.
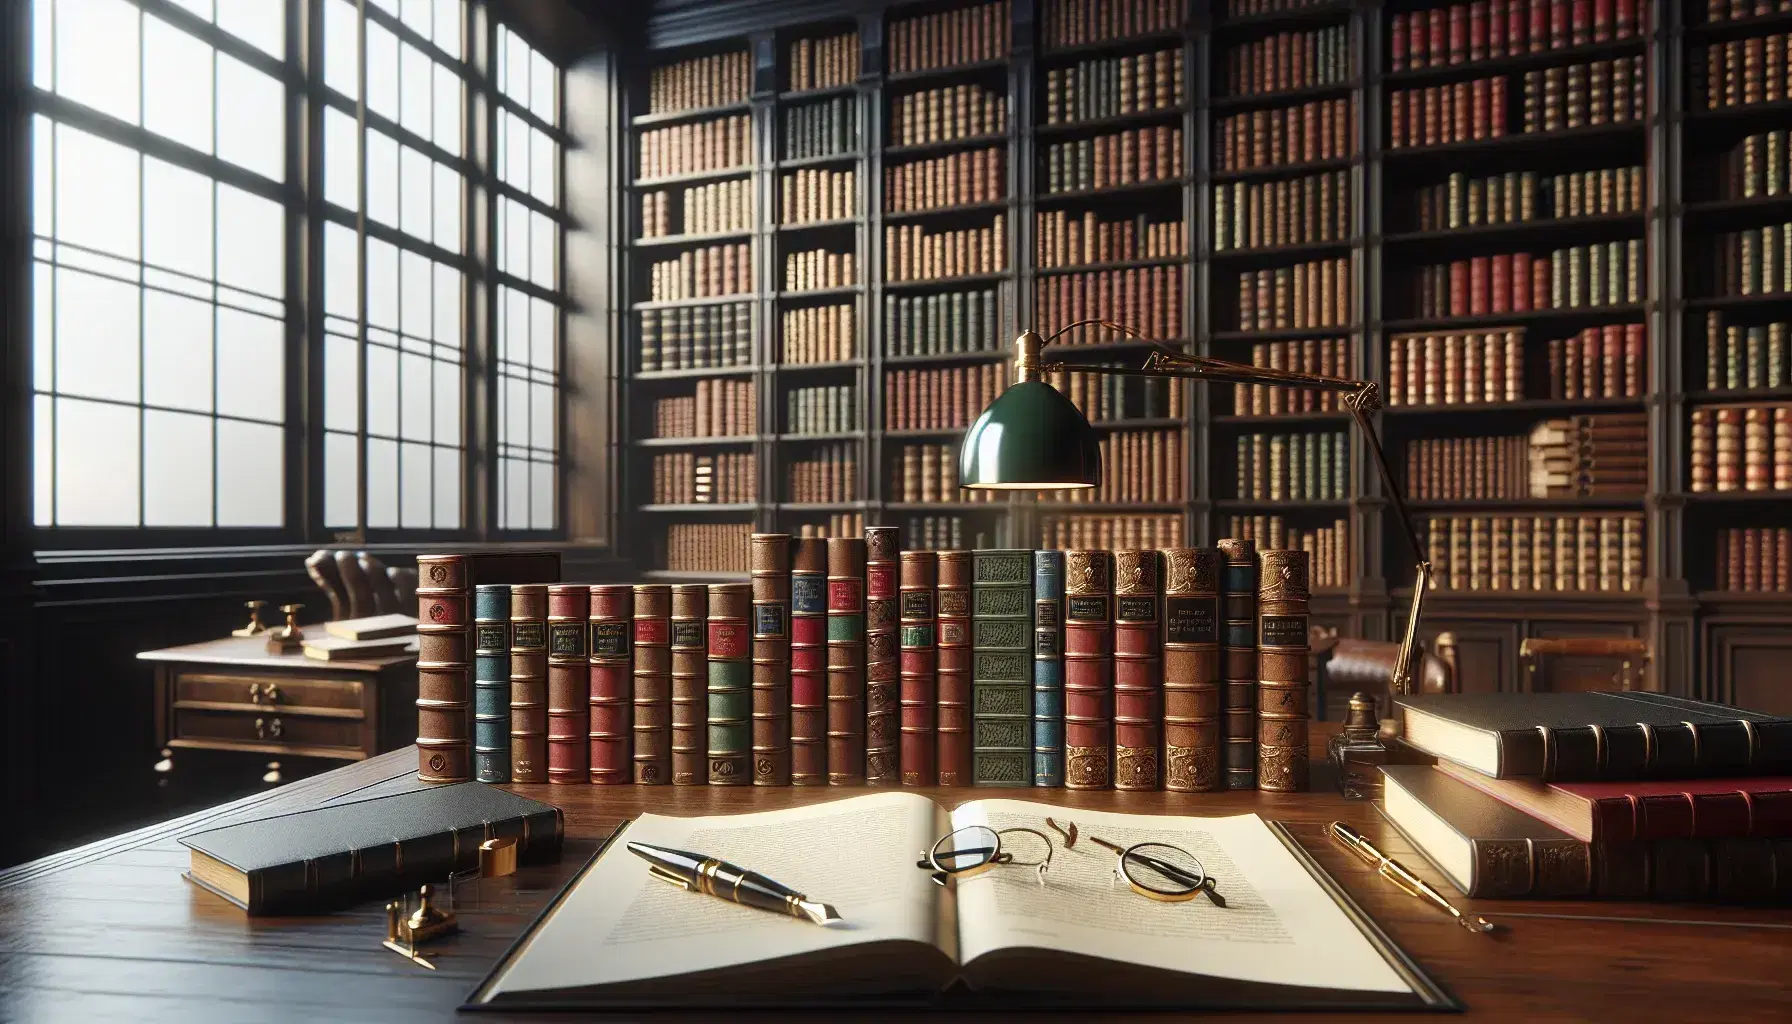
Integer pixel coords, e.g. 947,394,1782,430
305,550,419,621
1312,627,1458,719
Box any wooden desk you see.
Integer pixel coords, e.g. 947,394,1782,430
2,744,1789,1022
138,635,419,782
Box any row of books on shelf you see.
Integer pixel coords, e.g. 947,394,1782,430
885,363,1009,431
1036,267,1185,341
638,302,753,371
1043,127,1185,194
1389,77,1509,148
1214,170,1350,251
782,303,855,364
1386,324,1645,406
786,384,856,435
1042,0,1183,51
786,443,858,503
1712,223,1792,297
1703,312,1792,391
1691,34,1792,111
1234,431,1350,502
891,443,970,504
1690,402,1792,492
787,30,858,93
639,179,752,238
1405,435,1533,502
1410,166,1643,234
1222,25,1351,99
1048,429,1184,504
784,98,859,162
884,218,1007,281
650,380,755,439
1214,98,1355,172
1716,131,1792,201
1224,515,1350,590
1233,258,1351,331
425,536,1318,792
1038,210,1185,267
1717,526,1792,593
638,115,751,182
647,243,754,301
782,168,857,224
1522,59,1645,132
647,50,749,116
1531,412,1647,497
1237,338,1354,414
662,523,753,573
1409,242,1643,319
1043,48,1184,125
885,148,1002,213
1041,513,1183,551
1388,0,1645,73
784,248,856,292
885,285,1011,357
651,452,756,505
892,84,1006,147
888,0,1009,74
1550,325,1647,399
905,513,976,551
1703,2,1792,24
1044,365,1184,422
1423,513,1645,593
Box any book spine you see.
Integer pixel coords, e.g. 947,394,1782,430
1256,549,1311,792
473,585,511,784
826,537,868,784
587,585,633,785
789,538,829,785
936,550,974,785
865,527,902,784
706,583,752,784
507,584,549,783
416,555,471,783
670,584,709,785
1162,547,1222,793
1064,549,1115,789
546,585,591,784
631,585,672,784
750,534,792,786
972,549,1035,786
1219,538,1260,790
1033,550,1066,788
900,551,940,785
1112,550,1163,790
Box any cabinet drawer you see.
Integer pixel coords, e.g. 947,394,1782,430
172,707,367,754
175,673,365,712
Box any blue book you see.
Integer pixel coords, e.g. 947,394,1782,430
1032,550,1065,787
473,584,512,784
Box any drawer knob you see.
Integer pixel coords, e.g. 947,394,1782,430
249,683,281,705
255,717,284,740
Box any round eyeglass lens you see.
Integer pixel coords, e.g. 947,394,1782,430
1120,843,1207,897
932,825,1000,873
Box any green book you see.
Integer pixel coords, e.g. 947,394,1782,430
972,549,1034,787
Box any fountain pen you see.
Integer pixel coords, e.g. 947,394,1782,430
1329,822,1495,935
627,841,843,926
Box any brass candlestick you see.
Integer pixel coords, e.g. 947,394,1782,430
232,600,271,637
265,604,305,654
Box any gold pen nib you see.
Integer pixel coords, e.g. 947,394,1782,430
1457,913,1496,934
795,898,843,926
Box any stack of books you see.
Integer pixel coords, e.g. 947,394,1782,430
1384,692,1792,903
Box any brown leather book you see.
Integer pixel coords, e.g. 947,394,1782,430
670,584,708,785
631,585,672,784
508,584,550,783
865,527,902,784
1219,538,1259,790
789,538,829,785
900,551,939,786
1162,547,1221,793
750,535,792,787
1064,550,1114,790
417,555,472,782
826,537,868,784
587,585,633,785
546,585,590,784
1256,549,1310,793
936,549,973,786
1113,551,1163,791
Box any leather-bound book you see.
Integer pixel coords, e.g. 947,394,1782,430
1113,550,1163,791
936,550,973,786
865,527,902,784
789,538,828,785
587,585,632,785
972,549,1034,787
900,551,939,786
707,583,752,785
1218,538,1259,790
1398,692,1792,782
1382,765,1792,902
547,585,590,784
1032,550,1066,788
417,555,473,782
631,585,672,784
1257,549,1310,793
750,534,792,786
670,584,709,785
1436,759,1792,842
509,585,549,783
1162,547,1221,793
826,537,868,784
1064,550,1114,790
473,585,511,784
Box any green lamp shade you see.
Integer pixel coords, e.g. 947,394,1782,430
959,380,1101,489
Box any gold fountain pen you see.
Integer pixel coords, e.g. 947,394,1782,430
628,841,843,926
1329,822,1495,935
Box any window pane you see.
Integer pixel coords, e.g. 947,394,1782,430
143,290,213,412
531,126,556,205
366,236,398,329
365,19,398,121
366,343,397,436
32,0,52,91
143,15,213,154
216,419,282,525
399,41,431,139
215,184,282,298
33,263,53,392
433,264,461,346
502,197,526,276
530,296,555,372
323,221,358,319
433,63,460,154
323,0,358,99
504,376,527,446
55,396,139,526
367,437,397,527
530,381,554,449
503,458,525,531
530,210,556,289
324,333,358,432
432,0,461,60
214,0,284,59
399,0,433,39
55,124,139,260
530,460,554,530
500,111,524,186
434,446,460,528
324,106,359,211
32,116,52,237
501,286,527,363
529,50,557,125
432,161,460,252
400,250,432,341
433,361,460,443
55,268,139,404
399,144,431,242
324,430,358,528
34,397,53,525
214,307,282,423
400,440,430,527
143,409,213,525
365,128,399,228
143,158,213,280
56,0,141,125
502,30,529,105
399,351,429,441
216,53,283,181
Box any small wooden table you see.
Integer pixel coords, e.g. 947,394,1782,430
138,635,418,783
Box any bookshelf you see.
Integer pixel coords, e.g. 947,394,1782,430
617,0,1792,702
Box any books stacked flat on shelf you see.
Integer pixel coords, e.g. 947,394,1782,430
301,633,415,662
1716,526,1792,593
1423,513,1644,592
1384,691,1792,901
323,613,418,640
1528,412,1648,498
1703,312,1790,392
1389,1,1644,72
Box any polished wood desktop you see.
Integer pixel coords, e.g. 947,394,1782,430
2,739,1787,1021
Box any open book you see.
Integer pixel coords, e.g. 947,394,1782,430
464,793,1453,1011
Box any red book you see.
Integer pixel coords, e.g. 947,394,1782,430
546,584,590,784
1429,8,1448,68
1439,761,1792,842
864,526,901,785
789,538,828,785
1452,79,1471,141
1593,0,1613,41
1471,76,1491,138
936,550,972,786
1470,1,1489,62
1491,253,1513,312
1513,252,1534,311
1390,90,1408,148
1615,0,1636,37
1469,255,1491,316
1530,0,1549,53
1449,3,1468,64
1533,255,1552,309
1112,551,1162,791
1572,0,1592,45
1491,75,1508,137
1489,0,1509,55
1551,0,1570,49
899,551,938,786
1064,550,1114,790
1449,259,1470,317
1391,12,1410,71
586,584,632,785
1508,0,1528,54
1623,323,1645,395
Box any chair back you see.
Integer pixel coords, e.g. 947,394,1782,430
307,550,412,620
1519,636,1649,690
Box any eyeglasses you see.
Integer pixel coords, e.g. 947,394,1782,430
1088,834,1226,906
916,825,1053,887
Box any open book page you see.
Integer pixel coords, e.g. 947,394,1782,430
946,799,1412,994
480,791,950,999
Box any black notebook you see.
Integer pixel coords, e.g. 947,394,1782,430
180,782,562,915
1397,692,1792,782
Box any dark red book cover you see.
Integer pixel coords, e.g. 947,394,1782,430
1489,0,1509,55
546,584,590,784
1470,255,1491,316
1533,255,1552,310
1491,73,1508,136
1469,1,1489,62
1440,762,1792,842
1572,0,1592,45
1064,550,1114,790
1491,253,1513,312
586,584,633,785
1551,0,1570,49
1512,251,1534,311
1593,0,1613,41
899,551,938,786
1391,12,1410,71
1509,0,1528,54
935,550,972,786
1429,8,1448,68
1624,323,1644,395
1531,1,1550,53
789,538,828,785
825,536,867,785
1449,3,1468,64
1449,259,1469,317
1112,551,1162,791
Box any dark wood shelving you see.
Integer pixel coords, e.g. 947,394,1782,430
632,100,751,128
778,83,857,103
1210,155,1354,183
777,151,863,170
1211,499,1350,510
1381,37,1646,87
776,286,863,300
883,132,1011,158
882,427,971,439
1684,12,1792,42
1087,417,1185,432
1037,29,1186,61
1034,255,1190,277
881,351,1008,366
633,293,760,311
882,270,1012,290
1212,2,1350,33
1213,412,1351,425
1383,123,1642,162
1208,82,1357,112
883,501,1009,513
774,359,863,372
776,217,861,233
1684,490,1792,503
1212,325,1356,343
880,199,1009,221
884,57,1008,84
1033,108,1186,136
1035,501,1185,512
1036,178,1189,204
631,165,757,188
1384,397,1647,416
1406,497,1646,510
632,228,754,248
1046,337,1185,359
1383,212,1645,248
776,501,874,512
775,430,867,443
1686,387,1792,402
634,435,760,448
1680,195,1792,219
633,365,757,381
637,503,759,513
1383,304,1645,332
1208,239,1352,264
1684,98,1792,124
1685,293,1792,311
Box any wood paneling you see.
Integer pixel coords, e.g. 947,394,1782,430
1704,621,1792,715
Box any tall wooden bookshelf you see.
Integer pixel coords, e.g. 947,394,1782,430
617,0,1792,706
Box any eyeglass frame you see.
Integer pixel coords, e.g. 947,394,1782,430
1084,834,1226,905
916,825,1054,887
